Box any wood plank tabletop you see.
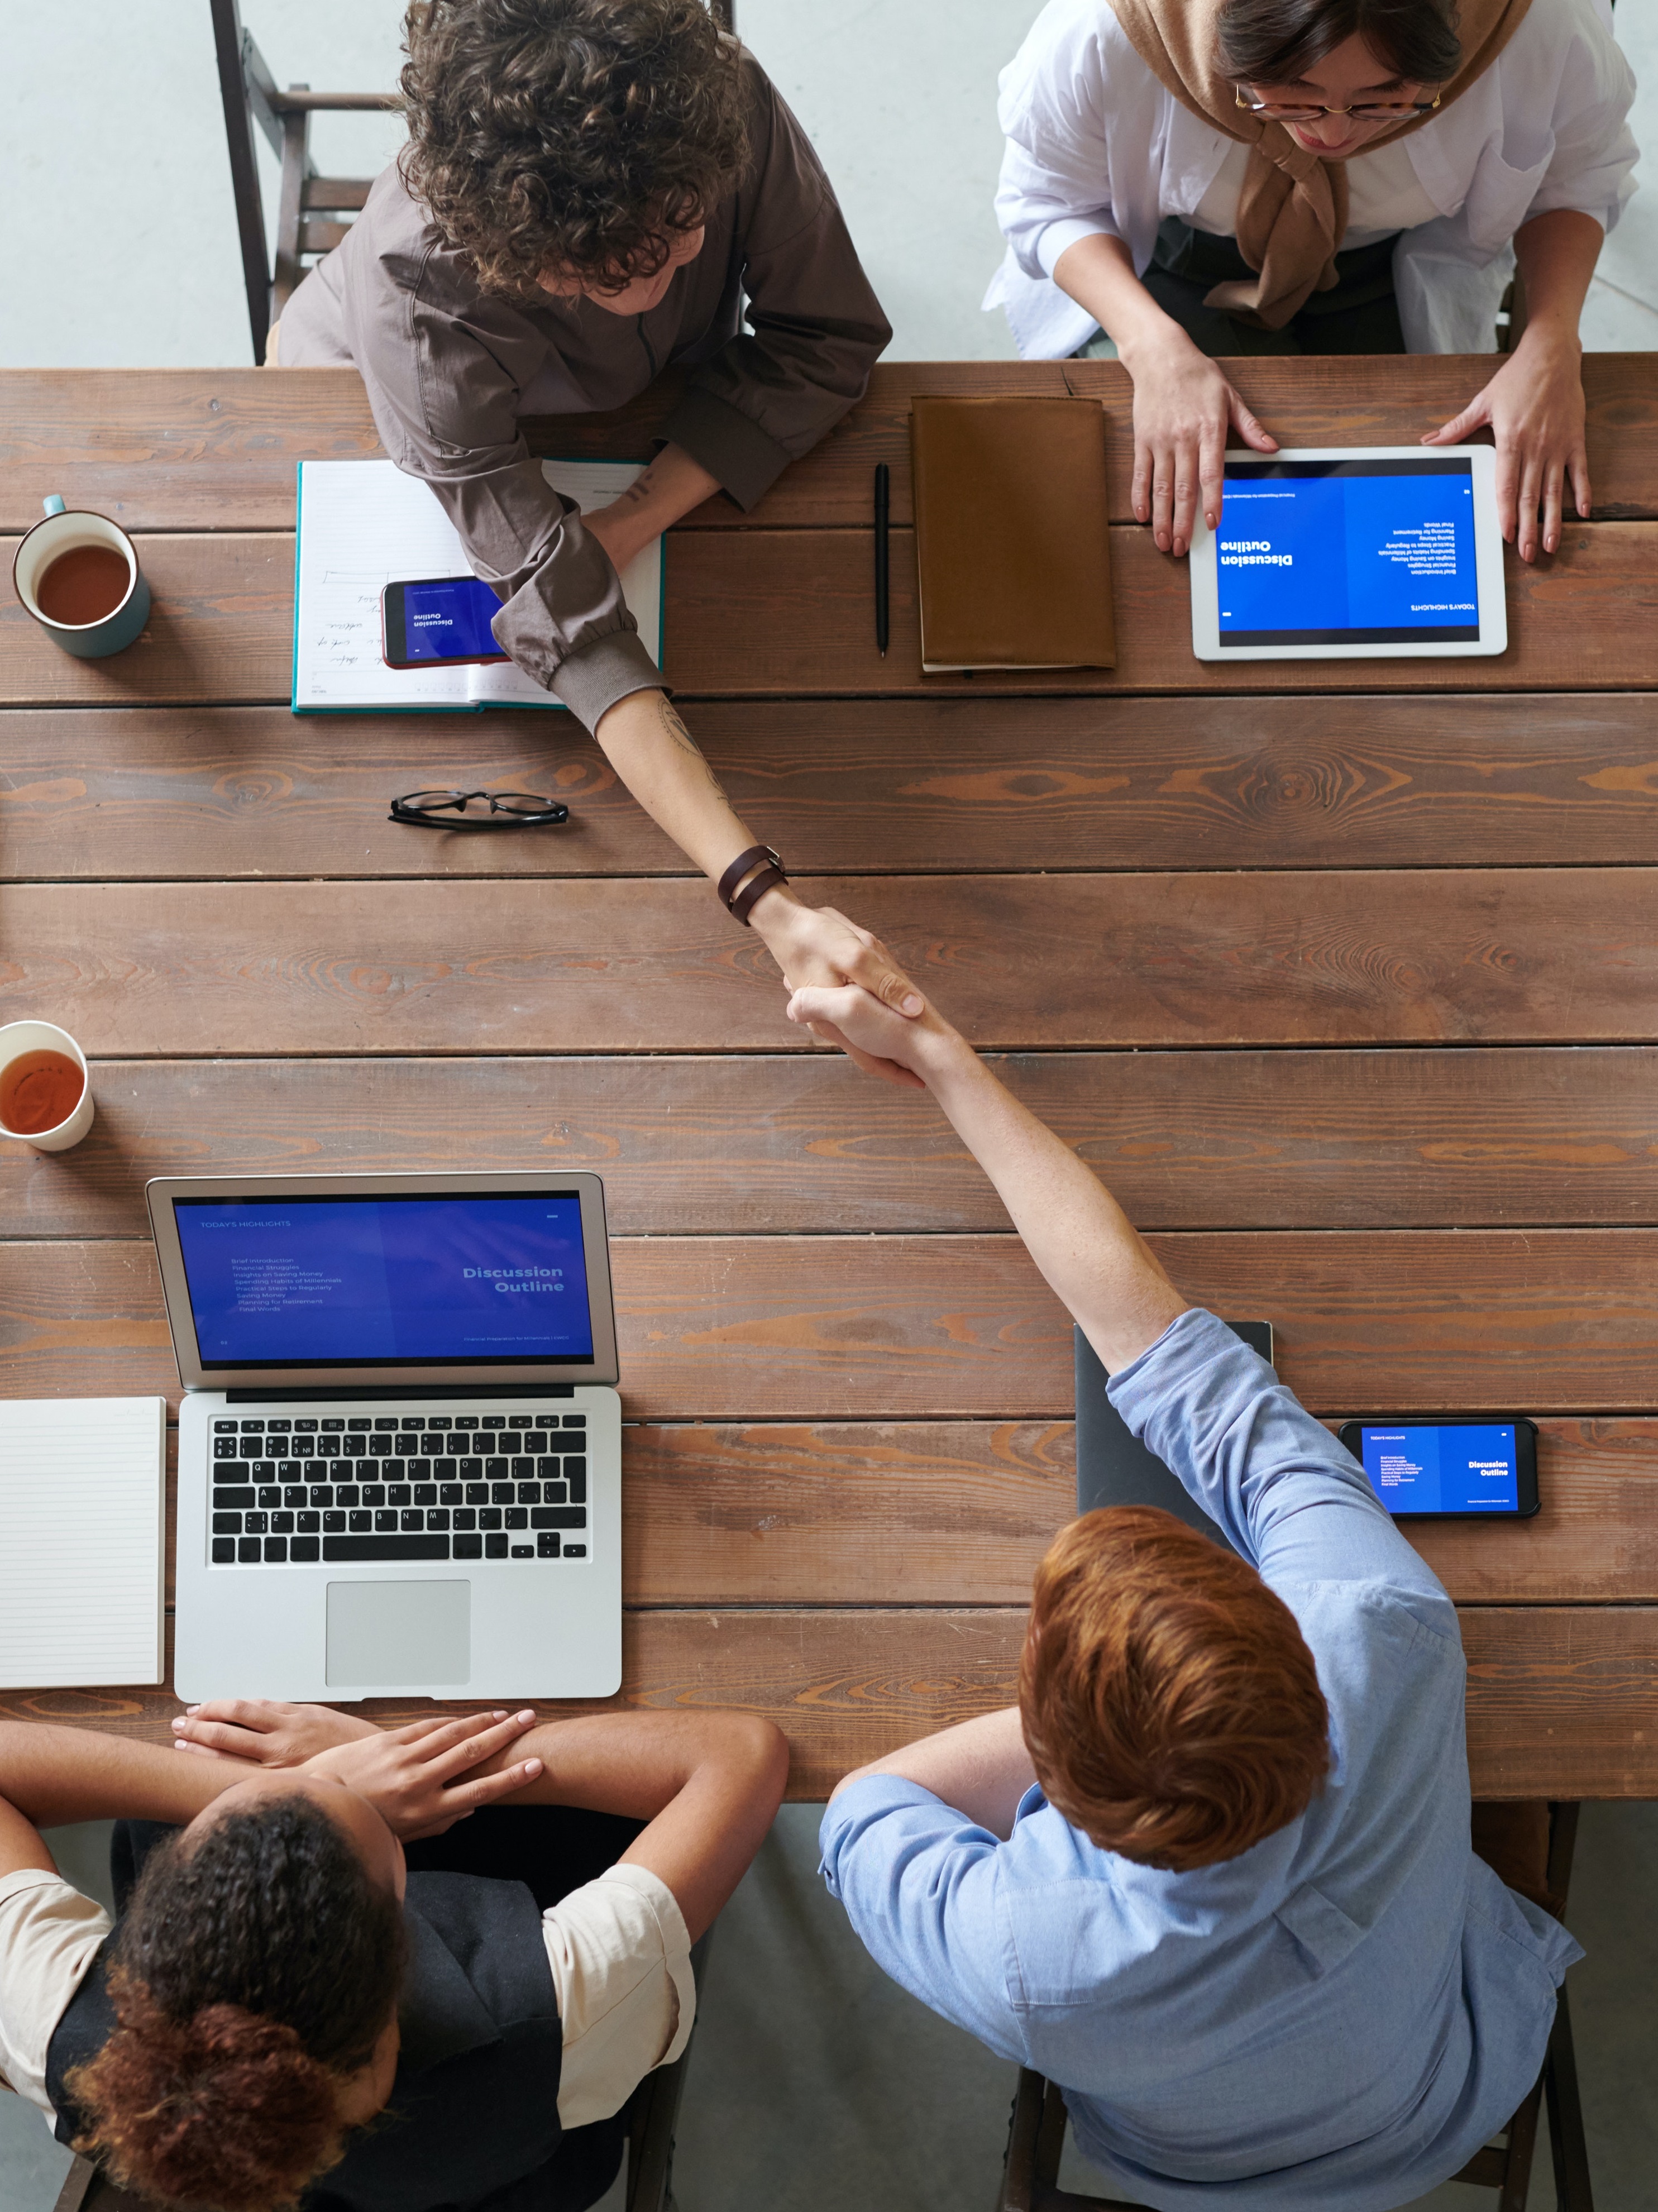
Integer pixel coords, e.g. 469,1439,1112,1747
6,358,1658,1800
4,522,1654,705
3,356,1655,529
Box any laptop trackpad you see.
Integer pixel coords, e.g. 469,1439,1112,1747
326,1581,471,1687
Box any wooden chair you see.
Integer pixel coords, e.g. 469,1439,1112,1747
209,0,738,367
996,1804,1592,2212
209,0,398,366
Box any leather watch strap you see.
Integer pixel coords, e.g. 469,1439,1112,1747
716,844,781,910
730,862,787,926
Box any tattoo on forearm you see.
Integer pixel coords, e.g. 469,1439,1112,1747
655,694,728,800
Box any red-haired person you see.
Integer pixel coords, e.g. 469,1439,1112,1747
0,1704,785,2212
277,0,923,1043
792,963,1579,2210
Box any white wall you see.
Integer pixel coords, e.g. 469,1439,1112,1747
1,0,1650,367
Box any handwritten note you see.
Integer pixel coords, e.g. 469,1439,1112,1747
293,458,663,710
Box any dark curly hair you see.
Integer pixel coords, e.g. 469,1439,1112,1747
399,0,750,295
68,1796,406,2212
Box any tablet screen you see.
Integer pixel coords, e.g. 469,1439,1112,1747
1215,457,1480,648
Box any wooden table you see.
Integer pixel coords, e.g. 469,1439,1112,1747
4,356,1658,1800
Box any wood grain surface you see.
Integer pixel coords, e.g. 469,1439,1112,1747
12,694,1658,881
6,524,1654,708
3,357,1654,531
12,1231,1658,1418
130,1414,1658,1610
7,1049,1658,1240
8,357,1658,1800
620,1416,1658,1608
2,1604,1652,1800
663,523,1657,698
10,870,1658,1054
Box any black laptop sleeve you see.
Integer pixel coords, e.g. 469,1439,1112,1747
1073,1321,1274,1558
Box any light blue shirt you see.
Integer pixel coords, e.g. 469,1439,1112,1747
820,1308,1580,2211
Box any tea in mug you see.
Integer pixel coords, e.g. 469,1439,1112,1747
36,544,131,626
0,1048,86,1135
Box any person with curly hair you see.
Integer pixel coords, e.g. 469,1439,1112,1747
0,1699,786,2211
278,0,921,1052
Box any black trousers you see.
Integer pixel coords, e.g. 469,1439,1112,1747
1138,219,1406,357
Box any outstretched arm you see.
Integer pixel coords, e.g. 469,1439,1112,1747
589,693,926,1086
786,953,1187,1375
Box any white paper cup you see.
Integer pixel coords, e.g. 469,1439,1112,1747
0,1021,95,1152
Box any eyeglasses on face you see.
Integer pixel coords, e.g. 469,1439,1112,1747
388,789,571,828
1236,85,1442,122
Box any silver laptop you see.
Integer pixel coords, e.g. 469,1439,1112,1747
147,1172,622,1702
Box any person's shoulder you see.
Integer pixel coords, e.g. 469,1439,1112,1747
1495,0,1622,74
1007,0,1154,93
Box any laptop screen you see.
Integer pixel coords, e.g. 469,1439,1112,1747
173,1192,596,1369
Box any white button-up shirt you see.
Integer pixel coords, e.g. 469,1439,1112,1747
984,0,1637,356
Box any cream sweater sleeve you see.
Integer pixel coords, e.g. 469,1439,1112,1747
0,1870,112,2123
539,1864,696,2131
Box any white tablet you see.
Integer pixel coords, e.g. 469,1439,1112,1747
1189,446,1506,660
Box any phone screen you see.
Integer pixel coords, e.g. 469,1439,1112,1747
383,576,508,667
1346,1423,1524,1515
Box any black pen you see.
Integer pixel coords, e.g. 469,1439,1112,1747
873,462,890,657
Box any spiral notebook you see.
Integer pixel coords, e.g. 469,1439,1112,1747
292,457,664,713
0,1398,167,1687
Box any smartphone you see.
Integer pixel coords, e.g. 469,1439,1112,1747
381,576,509,669
1337,1420,1539,1518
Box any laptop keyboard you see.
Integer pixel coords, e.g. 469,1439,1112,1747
207,1411,590,1565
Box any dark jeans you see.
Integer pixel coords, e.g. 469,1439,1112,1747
1138,219,1406,357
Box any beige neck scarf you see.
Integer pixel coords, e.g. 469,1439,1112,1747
1106,0,1533,327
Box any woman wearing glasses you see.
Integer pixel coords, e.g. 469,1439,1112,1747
986,0,1635,566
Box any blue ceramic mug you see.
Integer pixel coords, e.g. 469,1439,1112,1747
12,494,151,659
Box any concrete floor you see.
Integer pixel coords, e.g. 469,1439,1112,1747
2,4,1656,2206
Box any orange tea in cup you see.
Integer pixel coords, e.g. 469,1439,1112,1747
0,1048,86,1135
36,543,132,627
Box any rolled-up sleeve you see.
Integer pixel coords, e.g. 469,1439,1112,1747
1521,2,1637,234
818,1778,1025,2060
660,69,891,512
0,1870,111,2121
340,237,659,733
995,10,1124,283
1106,1309,1454,1613
541,1863,696,2130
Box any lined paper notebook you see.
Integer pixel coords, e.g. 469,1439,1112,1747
293,458,664,712
910,395,1115,672
0,1399,166,1687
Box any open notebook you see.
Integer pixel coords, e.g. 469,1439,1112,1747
293,457,664,713
0,1398,166,1687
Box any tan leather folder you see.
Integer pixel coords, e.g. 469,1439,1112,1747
910,395,1115,671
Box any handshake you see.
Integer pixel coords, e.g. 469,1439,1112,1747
768,906,963,1093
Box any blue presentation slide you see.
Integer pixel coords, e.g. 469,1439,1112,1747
176,1194,595,1364
1359,1425,1518,1514
1215,460,1479,644
396,576,505,662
